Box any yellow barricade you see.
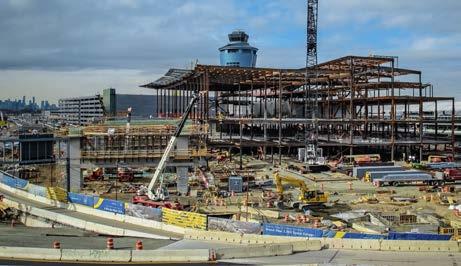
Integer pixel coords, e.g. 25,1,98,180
46,187,68,203
162,208,207,230
334,231,346,238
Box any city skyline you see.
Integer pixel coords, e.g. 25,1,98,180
0,0,460,102
0,95,57,111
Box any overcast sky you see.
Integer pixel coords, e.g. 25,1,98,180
0,0,460,103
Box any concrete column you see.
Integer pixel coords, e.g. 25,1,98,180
68,136,82,192
176,166,189,196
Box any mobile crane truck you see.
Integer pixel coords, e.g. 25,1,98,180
132,92,201,210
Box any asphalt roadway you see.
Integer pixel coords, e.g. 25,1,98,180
224,248,461,265
0,223,174,250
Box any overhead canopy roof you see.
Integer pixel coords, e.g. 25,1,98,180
141,69,193,89
140,55,422,91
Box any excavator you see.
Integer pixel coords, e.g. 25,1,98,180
273,171,328,211
131,92,201,210
0,111,7,128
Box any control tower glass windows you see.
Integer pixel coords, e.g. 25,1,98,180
219,30,258,68
226,62,240,67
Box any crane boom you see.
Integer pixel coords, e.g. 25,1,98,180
147,92,200,200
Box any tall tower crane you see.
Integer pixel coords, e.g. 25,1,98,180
304,0,321,164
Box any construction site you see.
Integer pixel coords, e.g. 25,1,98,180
0,0,461,264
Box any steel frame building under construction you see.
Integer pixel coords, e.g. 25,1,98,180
142,55,455,163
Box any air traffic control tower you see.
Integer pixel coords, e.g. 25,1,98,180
219,30,258,67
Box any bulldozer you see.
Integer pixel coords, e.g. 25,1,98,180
273,171,328,211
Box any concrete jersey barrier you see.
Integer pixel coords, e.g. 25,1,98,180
0,247,210,262
215,244,293,259
0,246,61,261
131,249,210,262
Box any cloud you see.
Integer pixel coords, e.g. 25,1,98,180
0,0,460,100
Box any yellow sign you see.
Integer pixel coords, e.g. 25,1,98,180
162,208,207,230
46,187,68,203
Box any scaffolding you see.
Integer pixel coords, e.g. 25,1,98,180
141,55,455,164
78,122,208,162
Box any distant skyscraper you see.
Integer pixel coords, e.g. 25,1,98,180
32,96,36,105
219,30,258,67
22,96,26,105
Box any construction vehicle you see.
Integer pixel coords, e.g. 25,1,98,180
117,166,135,182
84,168,104,182
216,150,229,163
132,92,201,210
428,155,453,163
412,155,456,169
443,169,461,182
0,111,7,128
273,171,328,211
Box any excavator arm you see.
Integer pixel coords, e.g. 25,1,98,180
274,172,309,195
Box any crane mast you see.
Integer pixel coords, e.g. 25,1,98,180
305,0,320,164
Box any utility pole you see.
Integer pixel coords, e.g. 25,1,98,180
66,139,70,192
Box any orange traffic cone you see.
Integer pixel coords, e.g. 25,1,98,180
135,240,143,250
53,241,61,249
106,238,114,250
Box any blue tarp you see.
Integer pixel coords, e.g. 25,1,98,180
94,198,125,214
343,232,385,239
263,223,323,238
27,183,47,197
387,232,451,241
322,230,337,238
0,173,28,189
68,192,96,207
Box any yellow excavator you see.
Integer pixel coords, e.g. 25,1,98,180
274,171,328,210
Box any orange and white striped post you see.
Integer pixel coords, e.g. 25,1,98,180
106,238,114,250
